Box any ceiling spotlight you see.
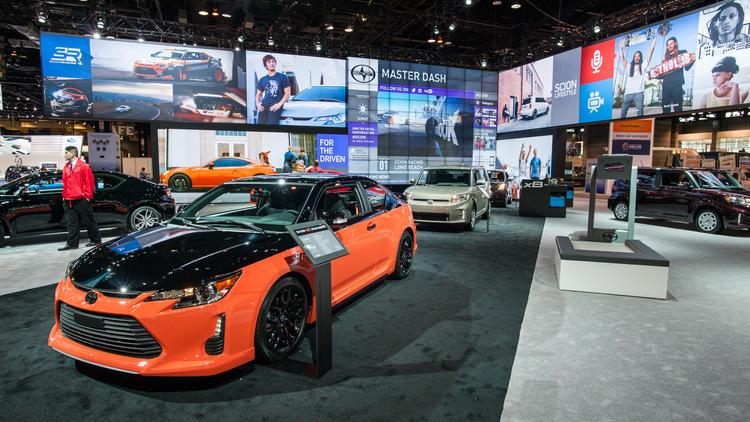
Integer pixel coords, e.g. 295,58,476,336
36,7,47,24
557,36,564,47
492,0,502,5
267,35,274,46
137,36,144,42
198,10,209,16
234,45,240,51
433,21,440,35
511,1,522,9
96,17,105,29
237,33,244,43
315,39,322,51
92,31,101,39
222,13,232,18
437,37,444,44
345,25,354,32
593,24,601,34
449,17,456,31
465,0,472,5
427,36,436,43
325,23,334,30
481,57,487,68
211,9,219,16
360,15,368,22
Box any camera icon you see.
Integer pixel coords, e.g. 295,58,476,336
587,91,604,113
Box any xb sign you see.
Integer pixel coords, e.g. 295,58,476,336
522,181,544,189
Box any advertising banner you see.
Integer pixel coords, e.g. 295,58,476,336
246,51,346,127
316,134,348,171
693,0,750,111
496,135,553,195
497,57,553,132
551,48,582,127
579,39,616,123
609,118,654,167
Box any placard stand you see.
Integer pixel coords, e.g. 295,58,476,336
283,220,349,379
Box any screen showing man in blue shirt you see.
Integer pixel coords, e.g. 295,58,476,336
255,54,291,125
530,148,542,179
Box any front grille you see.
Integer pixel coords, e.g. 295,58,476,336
59,302,162,358
413,198,449,203
72,283,141,299
136,67,157,76
412,212,449,221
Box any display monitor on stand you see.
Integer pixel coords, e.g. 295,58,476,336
587,154,636,243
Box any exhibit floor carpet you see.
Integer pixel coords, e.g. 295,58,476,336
0,206,544,421
502,199,750,422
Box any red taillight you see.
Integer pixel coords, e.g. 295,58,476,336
164,188,171,196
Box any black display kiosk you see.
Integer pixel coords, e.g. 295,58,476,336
286,220,349,378
518,179,568,217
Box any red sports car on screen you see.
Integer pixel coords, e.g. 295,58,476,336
48,174,417,376
50,88,92,116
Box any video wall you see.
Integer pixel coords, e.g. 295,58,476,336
347,57,498,183
40,33,346,127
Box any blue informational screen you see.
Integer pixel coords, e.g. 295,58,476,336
40,34,92,79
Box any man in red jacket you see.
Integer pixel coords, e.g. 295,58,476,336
59,146,101,250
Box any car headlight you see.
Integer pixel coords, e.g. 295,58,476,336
724,195,750,207
146,271,241,309
313,113,346,125
498,182,506,191
405,192,412,201
451,193,470,202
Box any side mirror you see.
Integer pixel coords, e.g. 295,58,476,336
208,163,215,169
22,186,39,195
408,178,415,184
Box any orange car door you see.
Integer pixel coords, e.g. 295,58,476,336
314,184,379,304
358,180,391,274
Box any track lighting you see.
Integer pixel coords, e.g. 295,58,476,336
511,1,522,9
449,17,456,31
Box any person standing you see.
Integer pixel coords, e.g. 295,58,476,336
307,160,323,173
139,167,149,180
529,148,542,179
255,54,291,124
283,145,296,165
59,146,101,251
656,37,696,113
297,149,309,167
282,157,294,173
619,35,657,118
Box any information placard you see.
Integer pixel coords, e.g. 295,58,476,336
286,220,349,266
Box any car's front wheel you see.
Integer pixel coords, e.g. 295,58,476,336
532,109,538,119
129,205,161,231
390,231,414,280
168,174,192,192
613,201,629,221
464,204,476,231
695,209,723,234
213,69,225,82
255,277,309,363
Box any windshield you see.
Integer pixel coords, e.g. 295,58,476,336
522,98,532,105
292,86,345,102
489,172,506,182
176,182,313,231
691,170,742,189
416,169,471,186
0,174,38,195
150,51,182,59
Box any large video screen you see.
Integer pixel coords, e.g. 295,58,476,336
347,58,498,183
40,33,347,127
246,52,346,127
495,135,553,194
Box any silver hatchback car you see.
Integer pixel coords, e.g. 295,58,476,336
404,165,491,231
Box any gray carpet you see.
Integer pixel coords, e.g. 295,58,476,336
502,202,750,422
0,206,545,421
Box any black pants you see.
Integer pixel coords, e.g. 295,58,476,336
63,199,101,247
661,84,683,113
258,107,283,124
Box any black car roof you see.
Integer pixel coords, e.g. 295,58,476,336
228,173,371,185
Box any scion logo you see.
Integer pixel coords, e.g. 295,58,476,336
350,64,375,83
85,291,98,304
50,47,83,65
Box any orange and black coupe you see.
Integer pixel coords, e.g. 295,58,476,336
49,174,417,376
160,157,276,192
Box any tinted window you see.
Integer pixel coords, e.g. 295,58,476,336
473,169,481,185
212,158,248,168
417,169,471,186
536,97,545,103
637,171,656,185
94,173,125,189
199,53,209,61
316,185,364,221
360,180,386,212
661,172,692,187
522,98,532,105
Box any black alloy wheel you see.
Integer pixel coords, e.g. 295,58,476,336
391,231,414,280
255,277,308,363
169,174,191,192
532,109,537,119
129,205,161,231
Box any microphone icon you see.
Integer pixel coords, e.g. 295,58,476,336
591,50,602,74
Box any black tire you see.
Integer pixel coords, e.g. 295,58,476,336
129,205,161,231
254,277,309,363
464,204,477,231
391,231,414,280
500,197,507,208
695,209,723,234
168,174,192,192
481,204,489,220
532,109,537,119
613,201,629,221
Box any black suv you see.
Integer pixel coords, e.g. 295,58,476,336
608,168,750,234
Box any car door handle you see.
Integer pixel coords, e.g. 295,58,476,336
367,223,376,231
